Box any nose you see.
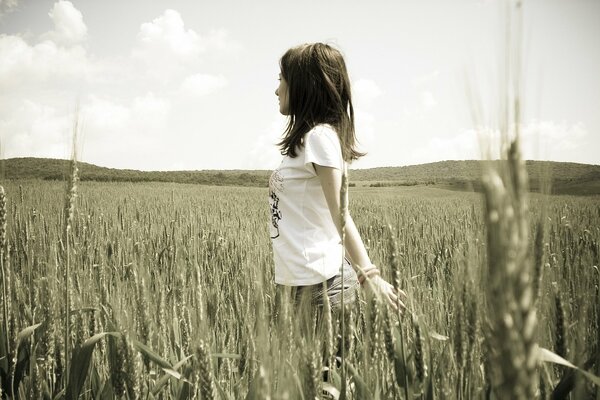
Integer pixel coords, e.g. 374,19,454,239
275,87,279,96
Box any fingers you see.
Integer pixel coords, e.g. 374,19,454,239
396,299,406,312
388,285,406,298
386,289,406,313
365,277,408,313
388,288,408,310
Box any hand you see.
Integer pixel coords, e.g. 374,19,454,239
365,275,407,313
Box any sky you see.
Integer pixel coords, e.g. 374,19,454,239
0,0,598,171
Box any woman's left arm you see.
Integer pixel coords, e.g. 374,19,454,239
314,163,406,310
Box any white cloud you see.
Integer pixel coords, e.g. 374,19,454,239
350,109,378,168
411,69,440,87
411,119,591,166
168,161,186,170
0,3,239,170
522,120,587,149
375,128,479,168
354,110,376,148
0,0,92,90
132,93,170,129
246,119,286,169
0,92,173,169
424,130,480,162
521,120,588,161
350,78,381,167
82,93,172,169
85,93,170,139
132,9,240,82
0,99,73,159
40,1,87,46
420,91,437,109
136,9,200,59
0,35,31,82
84,96,129,133
353,79,382,107
180,73,227,97
407,71,438,116
0,0,19,17
0,34,91,89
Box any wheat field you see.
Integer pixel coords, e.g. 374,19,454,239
0,173,598,399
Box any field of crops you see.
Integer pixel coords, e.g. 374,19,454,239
0,176,599,399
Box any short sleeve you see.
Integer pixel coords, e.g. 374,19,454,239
303,125,344,173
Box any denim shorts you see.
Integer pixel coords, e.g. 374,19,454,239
280,258,360,309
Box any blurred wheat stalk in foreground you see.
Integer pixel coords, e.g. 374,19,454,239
466,0,539,398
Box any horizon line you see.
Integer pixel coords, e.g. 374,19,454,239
3,156,599,173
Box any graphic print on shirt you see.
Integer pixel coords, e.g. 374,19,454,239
269,169,284,239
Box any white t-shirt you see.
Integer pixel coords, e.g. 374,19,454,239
269,124,345,286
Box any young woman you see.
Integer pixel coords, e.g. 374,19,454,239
269,42,404,312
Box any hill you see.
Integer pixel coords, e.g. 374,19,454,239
1,157,599,195
0,157,269,187
350,160,600,195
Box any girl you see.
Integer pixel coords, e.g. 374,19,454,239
269,42,404,312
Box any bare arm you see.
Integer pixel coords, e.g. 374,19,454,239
312,164,371,270
314,163,405,309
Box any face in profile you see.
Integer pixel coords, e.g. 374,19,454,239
275,73,289,115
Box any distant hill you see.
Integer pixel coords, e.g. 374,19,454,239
0,157,269,187
1,157,599,195
350,160,600,195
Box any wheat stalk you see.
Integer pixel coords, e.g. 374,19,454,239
386,224,410,398
339,162,349,398
195,340,215,400
63,110,80,386
465,1,539,398
0,186,12,398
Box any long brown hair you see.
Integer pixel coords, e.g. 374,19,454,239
278,43,365,161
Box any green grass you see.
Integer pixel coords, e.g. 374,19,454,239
0,180,598,398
